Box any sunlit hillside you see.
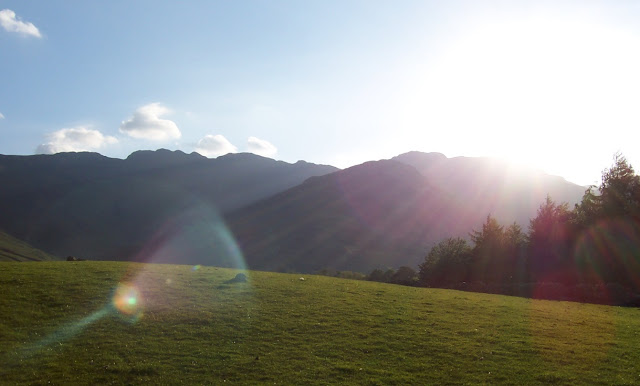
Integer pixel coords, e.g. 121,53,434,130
2,261,639,384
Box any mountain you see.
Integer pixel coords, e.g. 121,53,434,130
228,160,479,272
0,149,586,271
0,150,337,261
392,151,587,226
0,231,59,262
226,153,586,272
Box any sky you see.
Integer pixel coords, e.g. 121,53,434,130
1,1,640,186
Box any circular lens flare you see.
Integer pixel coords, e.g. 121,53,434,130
112,283,143,321
131,201,248,271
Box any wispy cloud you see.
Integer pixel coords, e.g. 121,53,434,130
36,127,117,154
119,103,181,141
247,136,277,158
0,9,41,38
195,134,238,158
0,112,4,119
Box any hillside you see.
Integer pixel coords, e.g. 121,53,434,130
0,231,59,262
228,160,471,272
0,150,586,271
0,150,337,261
227,155,585,272
393,151,586,226
1,261,639,384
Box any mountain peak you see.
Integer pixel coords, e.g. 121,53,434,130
392,151,447,164
40,151,108,160
125,148,205,168
127,148,203,159
217,152,268,161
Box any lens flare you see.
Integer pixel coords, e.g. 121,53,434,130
112,283,143,321
12,282,143,361
574,217,640,301
131,201,248,270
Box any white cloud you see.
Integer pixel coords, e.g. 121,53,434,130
119,103,181,141
36,126,118,154
195,134,238,158
247,136,277,158
0,9,41,38
0,112,4,119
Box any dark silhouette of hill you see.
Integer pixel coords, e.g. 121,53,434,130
0,231,59,262
0,150,337,261
0,149,585,271
226,153,586,272
228,160,480,272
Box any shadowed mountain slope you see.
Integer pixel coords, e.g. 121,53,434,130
226,154,586,272
227,160,481,272
0,149,585,271
0,150,337,261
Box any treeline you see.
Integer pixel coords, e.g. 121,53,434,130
419,154,640,305
317,266,419,286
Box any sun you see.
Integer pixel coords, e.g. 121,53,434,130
399,11,640,185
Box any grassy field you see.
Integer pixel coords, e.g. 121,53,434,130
2,261,640,384
0,231,59,262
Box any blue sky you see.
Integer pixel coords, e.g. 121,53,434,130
2,1,640,185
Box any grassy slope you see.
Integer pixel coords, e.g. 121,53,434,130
0,231,59,262
1,262,640,384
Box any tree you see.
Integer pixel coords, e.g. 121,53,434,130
504,222,528,282
367,268,386,282
572,154,640,289
469,215,506,283
505,222,526,250
382,269,396,283
419,237,471,287
573,154,640,228
599,153,640,218
390,266,418,286
573,186,600,228
368,268,396,283
470,215,504,255
528,196,574,280
529,196,572,245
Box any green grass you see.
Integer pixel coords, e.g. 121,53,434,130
2,261,640,384
0,231,59,262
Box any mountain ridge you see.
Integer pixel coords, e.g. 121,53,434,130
0,149,586,272
0,149,338,261
227,153,586,272
392,151,586,226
